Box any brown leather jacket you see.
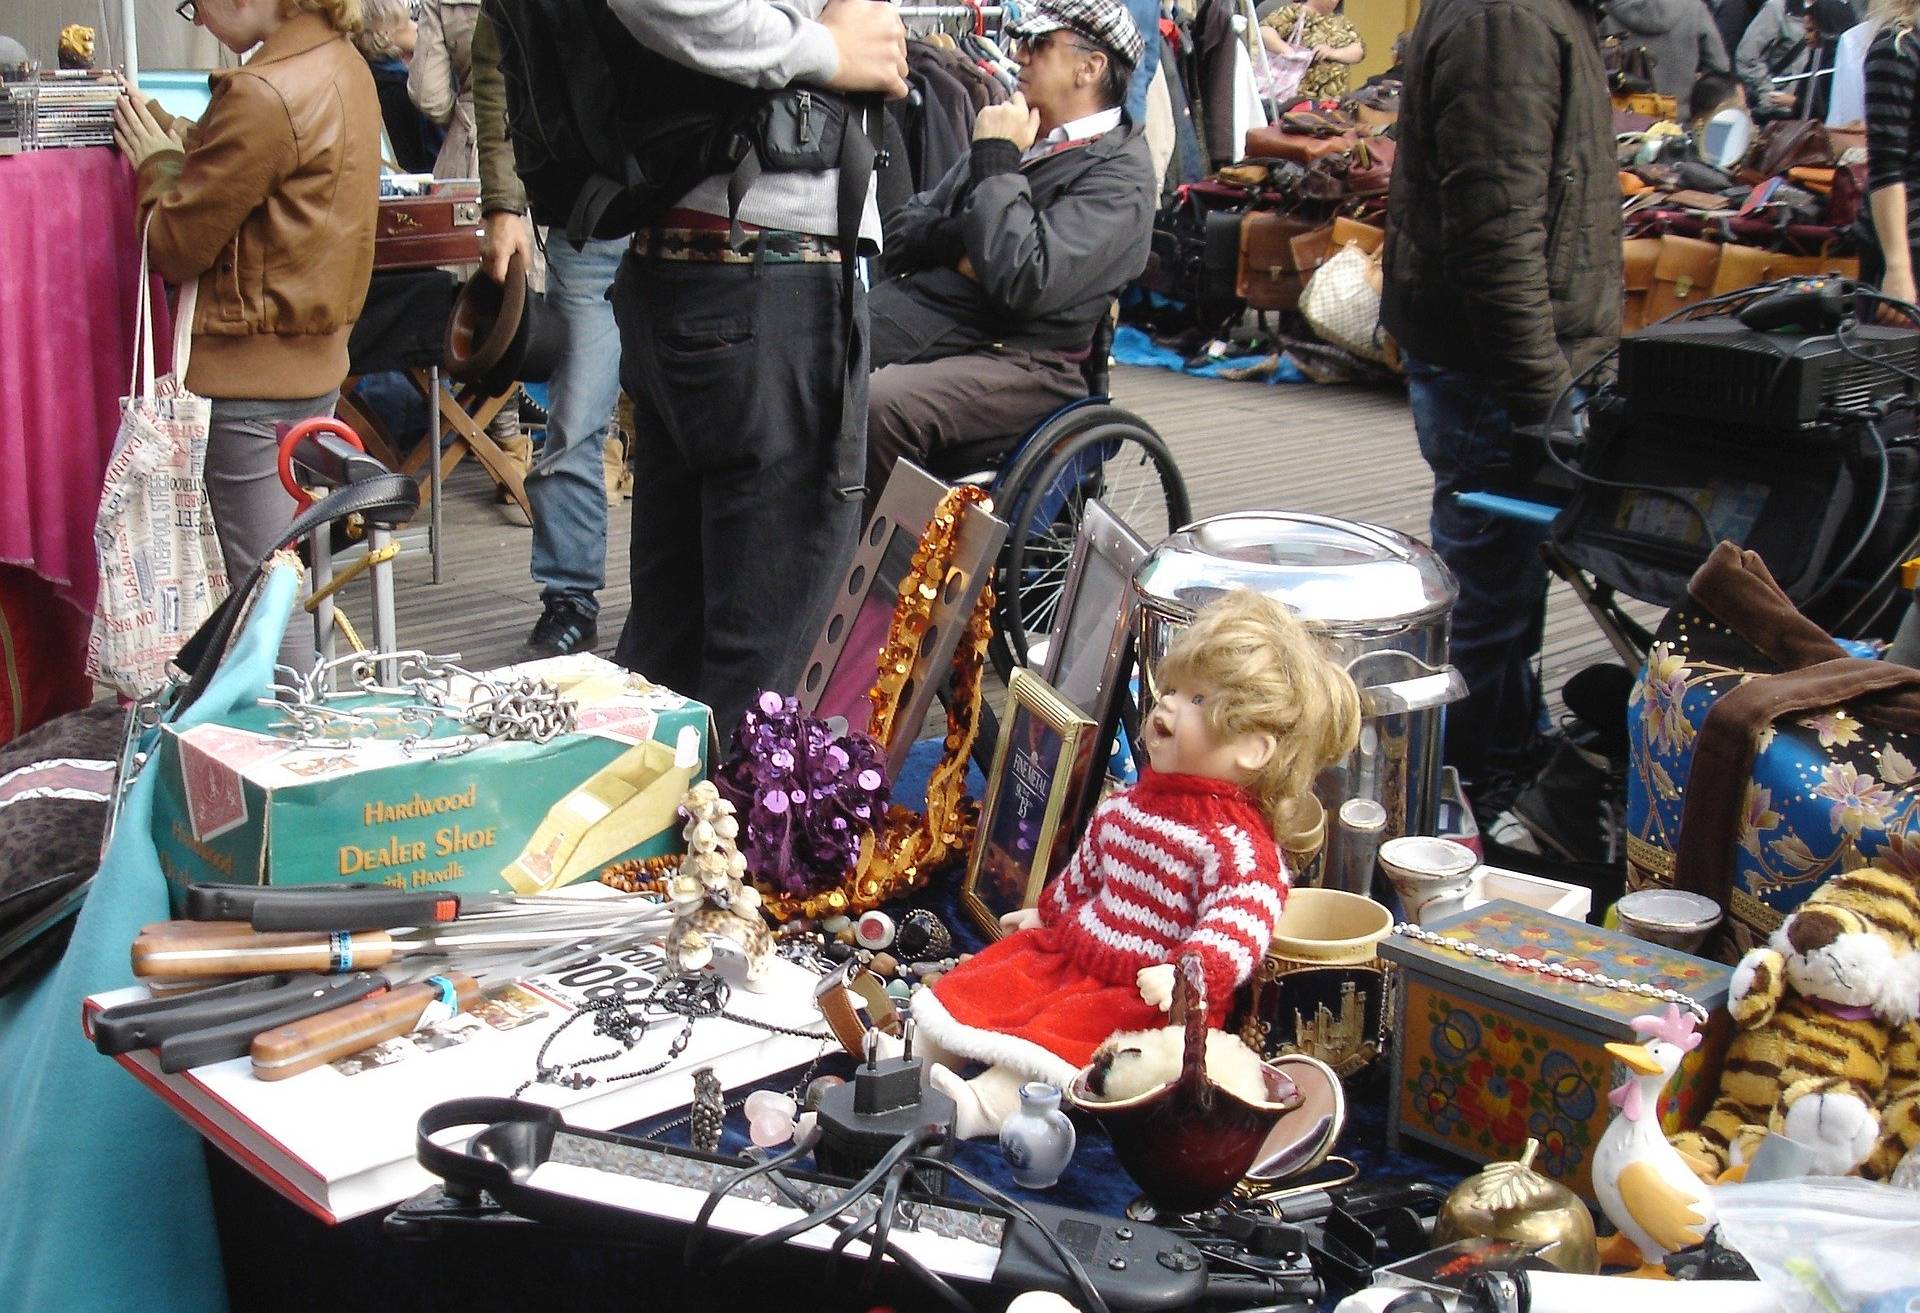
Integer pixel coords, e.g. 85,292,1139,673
138,12,380,400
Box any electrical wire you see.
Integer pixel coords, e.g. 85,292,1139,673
682,1122,823,1271
907,1154,1114,1313
722,1125,946,1269
759,1161,973,1313
1803,414,1893,608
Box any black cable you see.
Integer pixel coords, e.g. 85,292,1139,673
682,1122,823,1272
760,1162,973,1313
1803,413,1891,607
857,1147,916,1298
1840,301,1920,387
722,1125,944,1269
907,1154,1113,1313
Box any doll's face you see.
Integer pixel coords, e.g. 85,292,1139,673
1146,681,1257,782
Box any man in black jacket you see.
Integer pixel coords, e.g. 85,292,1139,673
861,0,1155,518
1380,0,1622,805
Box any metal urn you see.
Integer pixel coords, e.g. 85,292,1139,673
1432,1139,1599,1275
1132,513,1464,889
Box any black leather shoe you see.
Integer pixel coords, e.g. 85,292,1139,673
525,598,597,657
518,393,551,430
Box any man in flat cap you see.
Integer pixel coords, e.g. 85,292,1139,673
859,0,1156,520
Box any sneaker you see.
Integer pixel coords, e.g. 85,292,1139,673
525,599,598,657
519,393,551,430
1507,731,1620,865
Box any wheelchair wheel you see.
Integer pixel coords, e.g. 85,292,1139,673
991,407,1190,676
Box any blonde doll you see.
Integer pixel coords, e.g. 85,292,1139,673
913,588,1362,1137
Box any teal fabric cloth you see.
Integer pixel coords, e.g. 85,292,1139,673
0,562,299,1313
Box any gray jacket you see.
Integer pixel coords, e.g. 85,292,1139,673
605,0,877,241
868,123,1156,362
1381,0,1622,423
1604,0,1730,99
1736,0,1810,105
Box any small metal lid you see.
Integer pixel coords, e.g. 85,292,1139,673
1133,512,1457,634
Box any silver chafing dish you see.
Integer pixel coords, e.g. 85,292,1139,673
1132,512,1465,888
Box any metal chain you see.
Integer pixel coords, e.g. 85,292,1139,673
264,650,575,755
1389,922,1711,1022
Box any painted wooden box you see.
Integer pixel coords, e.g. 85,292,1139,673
1379,900,1733,1203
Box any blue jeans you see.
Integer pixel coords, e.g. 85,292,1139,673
1405,358,1551,787
526,235,626,616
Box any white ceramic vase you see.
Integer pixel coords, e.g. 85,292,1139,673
1000,1082,1076,1189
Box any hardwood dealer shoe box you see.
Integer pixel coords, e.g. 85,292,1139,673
150,653,711,905
1379,900,1732,1202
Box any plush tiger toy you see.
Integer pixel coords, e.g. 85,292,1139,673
1668,865,1920,1179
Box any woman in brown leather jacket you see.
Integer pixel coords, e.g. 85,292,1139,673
113,0,380,672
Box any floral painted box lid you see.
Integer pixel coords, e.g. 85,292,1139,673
1379,900,1732,1031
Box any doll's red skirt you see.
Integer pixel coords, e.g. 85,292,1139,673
918,926,1172,1079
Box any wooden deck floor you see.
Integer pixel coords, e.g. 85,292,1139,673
341,365,1646,707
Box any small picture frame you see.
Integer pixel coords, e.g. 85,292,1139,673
1039,498,1151,828
962,669,1098,941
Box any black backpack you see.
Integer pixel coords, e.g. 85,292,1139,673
483,0,877,250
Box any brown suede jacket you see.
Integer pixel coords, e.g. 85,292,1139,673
137,12,381,400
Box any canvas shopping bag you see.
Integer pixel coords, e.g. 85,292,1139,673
86,230,228,696
1254,12,1314,107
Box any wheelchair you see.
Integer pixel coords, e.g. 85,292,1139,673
921,315,1192,681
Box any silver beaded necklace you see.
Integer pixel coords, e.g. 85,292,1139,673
1390,922,1712,1022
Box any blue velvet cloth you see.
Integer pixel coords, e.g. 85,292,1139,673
0,562,302,1313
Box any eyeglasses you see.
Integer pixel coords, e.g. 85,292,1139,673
175,0,197,22
1009,30,1103,60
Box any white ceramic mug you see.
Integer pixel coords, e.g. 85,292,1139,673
1377,835,1478,926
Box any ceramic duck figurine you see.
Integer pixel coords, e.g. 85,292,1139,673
1592,1005,1713,1277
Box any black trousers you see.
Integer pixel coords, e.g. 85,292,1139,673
611,251,867,730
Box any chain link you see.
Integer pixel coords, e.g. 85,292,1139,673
264,650,576,755
1389,922,1711,1022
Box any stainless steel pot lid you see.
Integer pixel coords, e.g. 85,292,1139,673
1134,512,1457,633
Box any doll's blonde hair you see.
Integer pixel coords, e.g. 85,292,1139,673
290,0,364,36
1153,589,1361,827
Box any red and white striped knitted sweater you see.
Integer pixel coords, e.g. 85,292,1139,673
1039,770,1286,1017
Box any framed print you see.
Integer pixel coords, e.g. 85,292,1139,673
1038,497,1151,826
961,669,1098,941
792,460,1006,781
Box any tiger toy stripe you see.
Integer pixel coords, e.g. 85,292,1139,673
1668,865,1920,1179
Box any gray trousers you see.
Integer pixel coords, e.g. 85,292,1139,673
206,392,339,677
863,348,1087,523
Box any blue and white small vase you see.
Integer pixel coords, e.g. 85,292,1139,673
999,1081,1076,1189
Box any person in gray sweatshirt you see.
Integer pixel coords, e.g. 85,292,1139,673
1605,0,1731,99
604,0,907,731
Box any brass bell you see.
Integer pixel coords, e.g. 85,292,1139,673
1432,1139,1598,1274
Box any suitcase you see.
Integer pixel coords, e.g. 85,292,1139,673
1236,210,1319,312
374,183,484,272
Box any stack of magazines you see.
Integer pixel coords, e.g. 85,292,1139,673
0,65,27,155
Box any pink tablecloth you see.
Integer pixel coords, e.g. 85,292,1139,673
0,146,169,620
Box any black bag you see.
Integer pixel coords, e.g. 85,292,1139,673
484,0,876,248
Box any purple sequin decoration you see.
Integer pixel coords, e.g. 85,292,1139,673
714,690,893,896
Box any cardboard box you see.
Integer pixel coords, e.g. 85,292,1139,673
1379,900,1732,1202
150,654,710,905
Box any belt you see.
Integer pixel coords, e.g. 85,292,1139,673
632,227,843,264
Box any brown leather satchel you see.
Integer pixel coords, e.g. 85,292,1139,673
1643,234,1721,323
1344,137,1395,197
1237,210,1319,311
1743,119,1834,180
373,184,484,272
1622,236,1661,333
1330,215,1385,254
1708,243,1859,295
1290,224,1335,280
1244,124,1357,164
